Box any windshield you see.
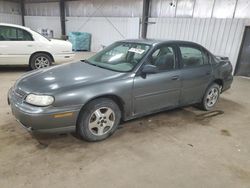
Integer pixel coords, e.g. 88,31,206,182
87,42,151,72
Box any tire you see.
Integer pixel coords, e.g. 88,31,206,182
77,98,121,142
200,83,220,111
30,53,52,70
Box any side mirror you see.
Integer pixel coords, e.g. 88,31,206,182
141,64,159,74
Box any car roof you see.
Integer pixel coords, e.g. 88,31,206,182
119,39,164,45
0,23,30,30
118,38,202,46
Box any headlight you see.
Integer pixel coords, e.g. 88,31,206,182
25,94,54,106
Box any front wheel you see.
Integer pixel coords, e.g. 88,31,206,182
77,98,121,142
200,83,220,111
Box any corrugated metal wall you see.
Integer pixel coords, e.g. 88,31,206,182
24,1,60,37
150,0,250,18
24,0,142,17
147,18,250,70
3,0,250,69
65,0,143,17
66,17,140,51
23,0,250,18
24,1,140,51
0,1,22,24
0,1,20,14
25,16,61,37
25,2,60,16
24,16,140,51
0,13,22,24
148,0,250,70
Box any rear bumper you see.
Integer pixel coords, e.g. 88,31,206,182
222,75,233,92
53,53,75,63
8,88,80,133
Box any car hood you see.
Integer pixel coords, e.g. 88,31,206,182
15,61,123,94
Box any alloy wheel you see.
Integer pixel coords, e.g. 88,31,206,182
88,107,115,136
34,56,50,69
206,87,219,108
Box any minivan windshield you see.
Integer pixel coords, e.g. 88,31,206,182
87,42,151,72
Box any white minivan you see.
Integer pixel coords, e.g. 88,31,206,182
0,23,74,69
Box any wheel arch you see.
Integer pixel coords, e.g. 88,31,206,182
213,79,224,91
29,51,55,65
202,78,223,103
76,94,126,125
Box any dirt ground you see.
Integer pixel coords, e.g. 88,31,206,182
0,52,250,188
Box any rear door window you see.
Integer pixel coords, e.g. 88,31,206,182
179,46,206,68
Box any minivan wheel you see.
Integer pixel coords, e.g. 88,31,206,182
200,83,220,111
77,98,121,142
30,53,52,70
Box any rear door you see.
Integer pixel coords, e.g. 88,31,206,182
133,44,181,115
0,26,34,65
178,44,212,105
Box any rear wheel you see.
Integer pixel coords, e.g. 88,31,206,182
30,53,52,70
77,98,121,142
200,83,220,111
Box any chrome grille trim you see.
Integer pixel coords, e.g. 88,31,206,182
13,88,27,100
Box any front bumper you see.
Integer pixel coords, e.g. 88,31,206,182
8,88,81,133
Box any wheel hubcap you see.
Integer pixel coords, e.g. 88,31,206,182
88,107,115,136
206,88,219,107
34,56,50,69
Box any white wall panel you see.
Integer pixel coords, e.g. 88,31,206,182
193,0,214,18
0,1,21,24
0,1,20,14
24,16,61,38
176,0,195,17
25,2,60,16
0,13,22,25
24,16,140,51
150,0,177,17
212,0,237,18
147,17,250,70
150,0,250,18
65,0,142,17
22,0,250,19
235,0,250,18
66,17,140,51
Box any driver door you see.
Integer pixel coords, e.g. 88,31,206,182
132,44,181,115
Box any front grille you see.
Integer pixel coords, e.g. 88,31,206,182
15,88,26,96
13,88,27,100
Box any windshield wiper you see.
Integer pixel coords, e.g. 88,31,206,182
83,59,92,64
83,59,98,66
83,60,105,69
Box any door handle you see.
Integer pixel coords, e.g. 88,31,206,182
171,76,180,80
